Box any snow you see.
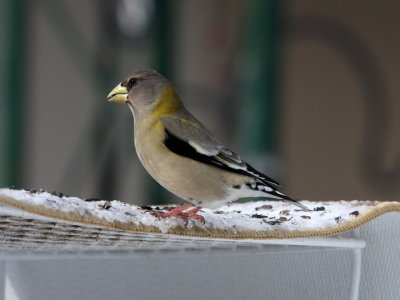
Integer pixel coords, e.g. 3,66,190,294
0,188,372,234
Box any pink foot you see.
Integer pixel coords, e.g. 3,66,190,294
185,207,205,224
160,203,193,218
158,203,205,224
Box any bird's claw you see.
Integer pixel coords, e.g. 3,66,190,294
182,207,205,224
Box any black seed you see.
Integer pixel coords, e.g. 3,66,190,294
263,220,281,225
301,215,311,219
30,188,46,194
313,206,325,211
51,191,64,198
97,201,112,210
164,207,176,211
349,211,359,217
84,198,102,202
233,185,241,189
251,214,268,219
255,205,273,211
140,205,153,210
280,210,290,215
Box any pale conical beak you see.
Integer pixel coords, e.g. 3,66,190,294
107,83,128,103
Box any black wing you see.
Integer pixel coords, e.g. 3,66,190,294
163,128,280,188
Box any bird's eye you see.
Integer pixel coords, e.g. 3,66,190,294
128,78,137,89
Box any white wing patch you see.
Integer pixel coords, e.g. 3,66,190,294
215,156,244,170
246,182,276,194
188,140,216,156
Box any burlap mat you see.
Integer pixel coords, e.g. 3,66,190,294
0,188,399,239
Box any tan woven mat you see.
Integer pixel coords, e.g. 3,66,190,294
1,188,399,239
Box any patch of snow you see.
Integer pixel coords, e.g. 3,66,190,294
0,188,372,234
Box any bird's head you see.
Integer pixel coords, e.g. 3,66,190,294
107,69,182,118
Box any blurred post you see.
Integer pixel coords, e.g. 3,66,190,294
3,0,27,187
240,0,282,177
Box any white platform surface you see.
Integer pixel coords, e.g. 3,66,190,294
0,233,366,300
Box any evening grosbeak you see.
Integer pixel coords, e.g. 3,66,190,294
107,69,309,221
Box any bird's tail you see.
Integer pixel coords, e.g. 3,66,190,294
246,182,311,211
279,194,311,211
262,186,311,211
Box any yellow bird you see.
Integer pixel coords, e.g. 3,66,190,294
107,69,308,221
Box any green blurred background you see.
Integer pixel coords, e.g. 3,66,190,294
1,0,399,205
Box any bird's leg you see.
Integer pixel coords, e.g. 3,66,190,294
158,203,205,223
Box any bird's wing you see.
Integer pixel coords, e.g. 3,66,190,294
160,115,280,187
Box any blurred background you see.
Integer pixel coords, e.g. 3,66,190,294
0,0,399,205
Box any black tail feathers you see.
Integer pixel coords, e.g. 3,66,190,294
278,193,311,211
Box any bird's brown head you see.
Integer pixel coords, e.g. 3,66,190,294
107,69,182,118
